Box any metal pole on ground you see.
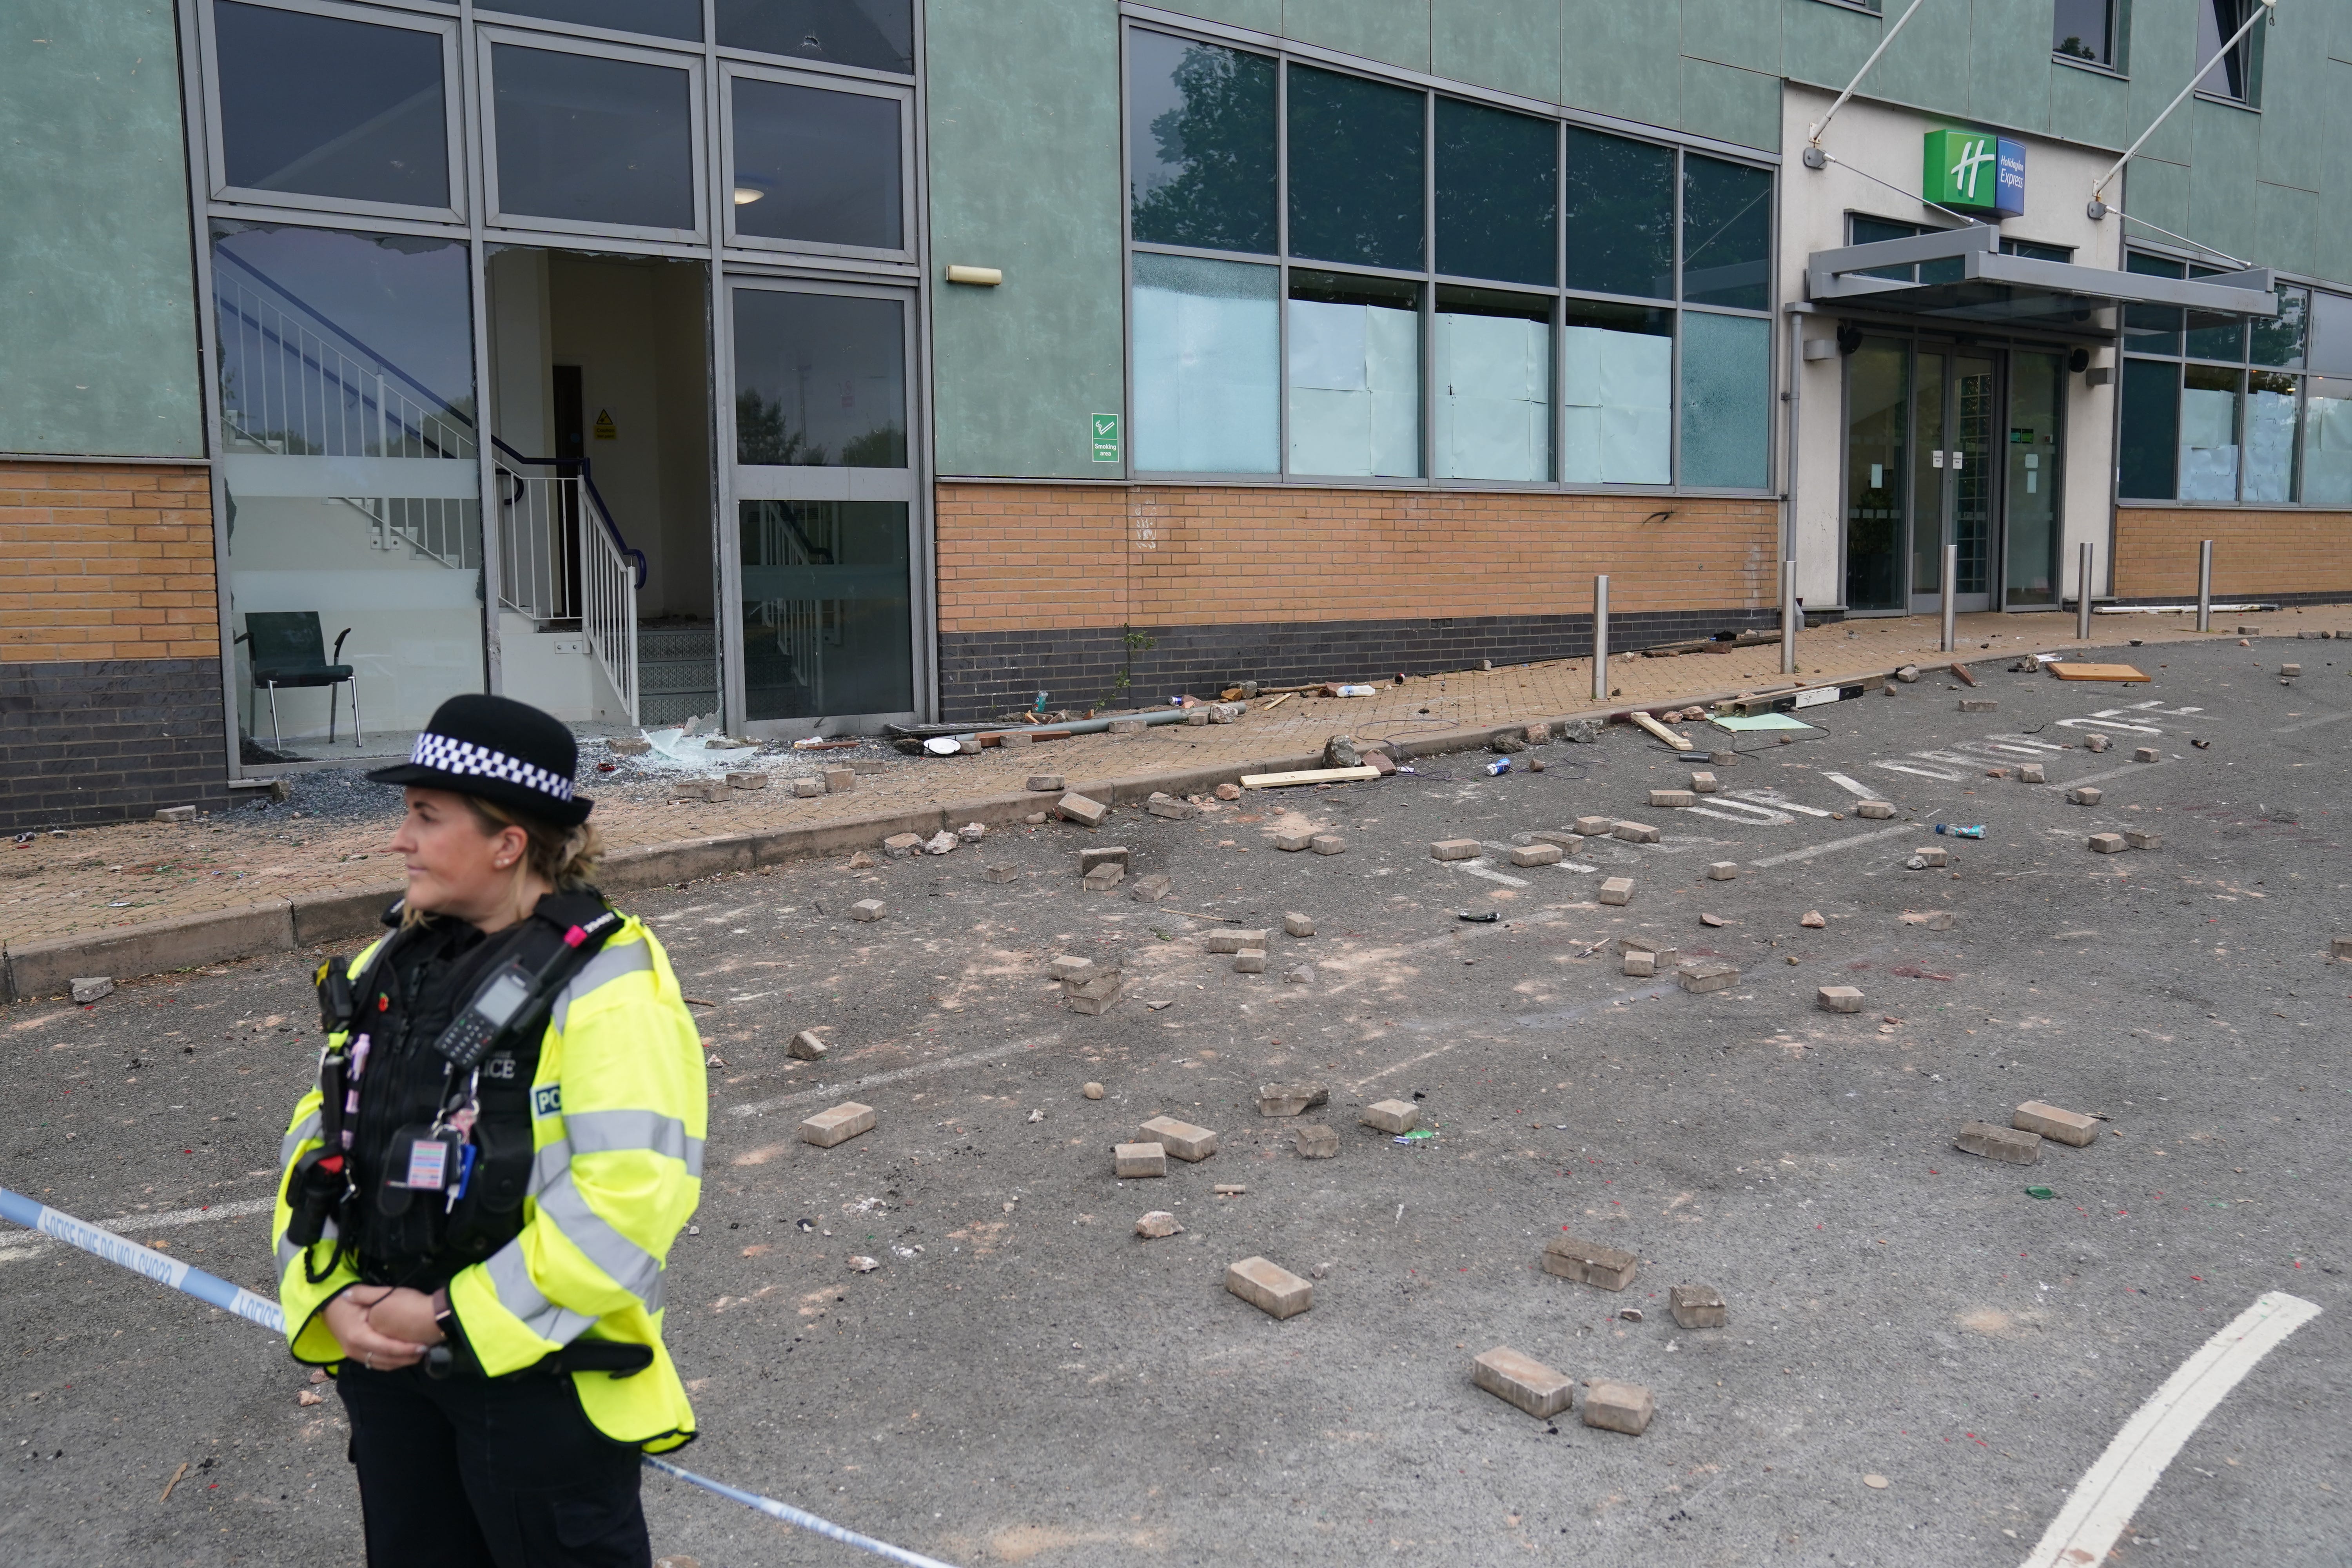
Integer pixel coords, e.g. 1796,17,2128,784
2196,539,2214,632
1940,544,1958,653
1590,574,1610,702
1780,559,1798,675
2076,541,2095,640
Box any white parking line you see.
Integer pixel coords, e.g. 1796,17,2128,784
1748,824,1914,868
726,1032,1062,1119
2273,711,2348,733
2021,1291,2321,1568
1460,864,1530,887
2042,758,2168,791
1730,790,1835,818
1822,772,1875,798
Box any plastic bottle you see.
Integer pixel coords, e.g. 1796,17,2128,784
1935,823,1985,839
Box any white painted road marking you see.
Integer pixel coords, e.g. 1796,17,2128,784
2042,758,2168,791
1822,772,1875,798
2021,1290,2321,1568
1460,864,1530,887
1748,824,1915,868
1731,790,1835,818
727,1032,1062,1118
2273,711,2348,733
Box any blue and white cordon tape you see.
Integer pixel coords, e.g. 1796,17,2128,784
0,1185,959,1568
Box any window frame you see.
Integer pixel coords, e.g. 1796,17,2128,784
1117,17,1776,496
198,0,468,226
2192,0,2265,110
719,62,915,263
2051,0,2131,77
477,24,710,245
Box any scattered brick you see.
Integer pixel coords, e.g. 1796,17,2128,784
1055,793,1109,828
2123,829,2161,850
986,864,1019,884
1527,830,1581,849
788,1030,828,1060
1283,912,1314,938
1856,800,1895,819
2083,734,2110,753
2018,763,2046,783
823,767,855,793
2014,1101,2099,1146
1225,1256,1313,1319
1959,698,1998,712
1472,1348,1575,1419
2087,833,2127,854
1649,789,1695,808
726,771,767,791
1295,1124,1339,1158
1542,1235,1637,1290
1706,861,1738,881
1138,1116,1217,1161
883,832,923,858
1899,909,1954,930
69,977,114,1004
1234,949,1267,973
1510,843,1564,867
1670,1284,1728,1329
1622,949,1655,978
1206,929,1270,953
849,899,886,922
1581,1380,1654,1436
1067,970,1124,1014
1134,1211,1183,1238
2280,663,2302,677
1083,862,1127,890
1148,794,1199,820
1955,1121,2042,1165
1079,847,1129,873
1689,771,1719,794
2332,936,2352,960
1114,1142,1167,1178
847,851,877,869
1612,822,1660,843
1800,910,1826,928
1130,873,1172,903
2133,746,2160,763
1274,831,1314,851
1431,839,1480,860
1214,782,1243,800
799,1102,875,1149
1256,1083,1328,1117
1107,718,1144,736
1048,955,1094,981
1817,985,1863,1013
1912,846,1949,868
1285,964,1314,984
1361,1099,1419,1134
1212,1183,1247,1197
792,777,825,797
1310,835,1347,855
1598,877,1634,906
1678,961,1738,994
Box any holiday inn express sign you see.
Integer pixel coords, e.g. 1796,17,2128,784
1923,128,2024,219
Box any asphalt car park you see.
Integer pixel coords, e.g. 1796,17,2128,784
4,636,2346,1566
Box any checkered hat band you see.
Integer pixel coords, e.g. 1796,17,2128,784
408,732,575,803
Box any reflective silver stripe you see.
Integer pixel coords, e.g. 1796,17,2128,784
276,1217,339,1272
486,1238,595,1346
536,1171,664,1301
548,938,655,1034
564,1109,704,1177
527,1139,572,1198
279,1111,322,1171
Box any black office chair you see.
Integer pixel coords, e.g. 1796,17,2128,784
236,612,360,752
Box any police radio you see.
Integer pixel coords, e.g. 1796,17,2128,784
431,962,537,1071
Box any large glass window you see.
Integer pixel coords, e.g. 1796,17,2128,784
213,2,450,211
730,77,902,249
1131,254,1279,474
1286,66,1424,273
1436,100,1556,288
212,223,483,755
1561,301,1670,485
483,0,701,42
716,0,916,76
1127,32,1276,255
732,290,906,466
491,43,697,232
1564,127,1672,300
738,500,911,719
1122,25,1773,492
2052,0,2116,66
1288,272,1420,478
1434,289,1551,482
2304,379,2352,506
2122,250,2338,505
1682,155,1771,311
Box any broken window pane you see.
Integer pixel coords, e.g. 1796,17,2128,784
1131,254,1279,474
1679,310,1768,488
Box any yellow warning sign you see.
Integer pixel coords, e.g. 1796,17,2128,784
592,408,617,441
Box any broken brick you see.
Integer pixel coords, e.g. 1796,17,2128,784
1612,822,1660,843
1283,912,1315,938
1295,1124,1339,1158
849,899,886,922
788,1030,829,1060
2018,763,2046,784
799,1102,876,1149
1134,1211,1183,1238
1581,1380,1654,1436
1678,961,1738,994
1542,1235,1637,1290
1310,835,1347,855
1256,1083,1329,1117
1855,801,1895,819
1800,911,1826,928
1955,1121,2042,1165
1598,877,1634,906
1361,1099,1419,1134
882,832,923,858
1669,1284,1728,1329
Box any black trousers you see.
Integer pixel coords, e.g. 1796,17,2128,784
338,1360,651,1568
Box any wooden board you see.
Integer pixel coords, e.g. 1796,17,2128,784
2049,662,2150,682
1240,767,1380,789
1627,711,1695,750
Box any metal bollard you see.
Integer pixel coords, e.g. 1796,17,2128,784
2196,539,2213,632
1780,559,1798,675
2076,541,2094,640
1590,574,1610,702
1939,543,1958,653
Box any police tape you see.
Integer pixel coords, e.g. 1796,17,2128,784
0,1185,962,1568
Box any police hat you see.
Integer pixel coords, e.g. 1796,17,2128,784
367,693,593,827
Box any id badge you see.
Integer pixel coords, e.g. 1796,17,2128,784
388,1129,459,1191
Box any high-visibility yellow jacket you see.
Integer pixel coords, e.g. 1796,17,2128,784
271,912,706,1452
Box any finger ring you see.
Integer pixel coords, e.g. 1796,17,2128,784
363,1353,372,1370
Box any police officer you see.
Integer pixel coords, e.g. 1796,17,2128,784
272,695,705,1567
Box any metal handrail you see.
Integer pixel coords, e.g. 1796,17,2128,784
491,437,648,588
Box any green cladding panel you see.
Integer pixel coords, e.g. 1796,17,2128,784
0,1,202,457
926,0,1125,478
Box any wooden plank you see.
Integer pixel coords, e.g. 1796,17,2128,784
1628,711,1695,750
1949,662,1980,688
1239,766,1381,789
2049,662,2150,682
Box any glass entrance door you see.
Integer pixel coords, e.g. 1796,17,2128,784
724,279,919,732
1900,348,1999,615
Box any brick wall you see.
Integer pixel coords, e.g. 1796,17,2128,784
2115,507,2352,603
0,461,230,829
934,483,1780,720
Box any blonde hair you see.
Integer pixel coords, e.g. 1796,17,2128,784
401,795,601,928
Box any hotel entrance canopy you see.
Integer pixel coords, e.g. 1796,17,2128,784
1806,224,2277,332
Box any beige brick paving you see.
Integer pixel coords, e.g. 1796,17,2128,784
6,605,2347,951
